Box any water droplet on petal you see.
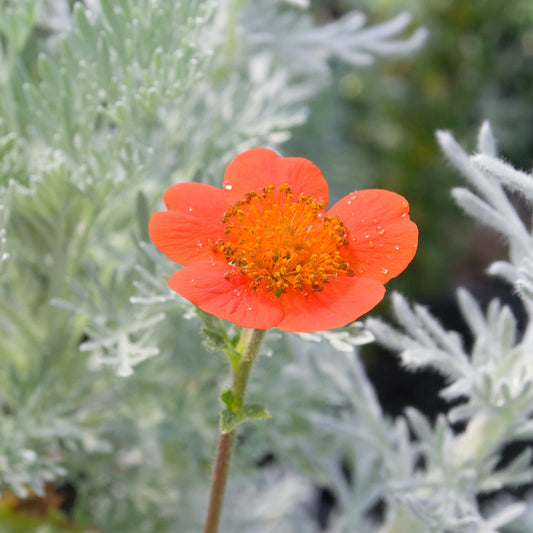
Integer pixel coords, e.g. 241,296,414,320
247,304,253,311
394,245,400,250
376,227,385,235
381,267,389,275
368,241,375,248
224,183,233,190
197,241,203,248
372,219,378,225
358,267,364,274
188,207,193,212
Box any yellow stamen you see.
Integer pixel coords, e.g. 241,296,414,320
214,184,354,295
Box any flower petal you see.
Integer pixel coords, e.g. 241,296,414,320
329,189,418,284
168,261,284,329
148,183,228,265
276,276,385,332
222,148,329,203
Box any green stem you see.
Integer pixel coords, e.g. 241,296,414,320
232,328,266,410
203,328,266,533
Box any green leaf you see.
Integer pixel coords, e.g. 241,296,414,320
220,389,234,409
220,404,271,433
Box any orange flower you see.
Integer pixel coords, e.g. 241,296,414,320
149,148,418,332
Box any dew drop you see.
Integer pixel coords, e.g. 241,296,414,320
197,240,203,248
368,241,375,248
358,267,364,274
246,304,253,311
372,218,378,225
394,245,400,250
363,233,370,239
381,267,389,275
188,207,193,212
224,183,233,190
376,227,385,235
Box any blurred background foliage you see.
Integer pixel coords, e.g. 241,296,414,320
290,0,533,300
2,0,533,531
10,0,533,312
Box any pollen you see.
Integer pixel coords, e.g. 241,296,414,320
214,184,354,295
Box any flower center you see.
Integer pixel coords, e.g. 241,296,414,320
214,184,354,296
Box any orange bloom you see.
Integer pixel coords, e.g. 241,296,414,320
149,148,418,332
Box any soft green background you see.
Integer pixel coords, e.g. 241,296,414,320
291,0,533,300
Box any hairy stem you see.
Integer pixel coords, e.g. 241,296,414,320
231,328,266,410
203,430,237,533
203,328,266,533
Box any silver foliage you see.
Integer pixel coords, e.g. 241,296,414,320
4,1,532,530
364,123,533,531
3,0,531,530
0,0,429,530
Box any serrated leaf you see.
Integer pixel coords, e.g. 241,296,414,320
220,404,271,433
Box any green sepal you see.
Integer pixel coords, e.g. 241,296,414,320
220,404,271,433
197,311,228,352
220,389,234,409
201,325,227,352
196,310,242,366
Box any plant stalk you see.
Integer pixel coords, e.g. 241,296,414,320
202,328,266,533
